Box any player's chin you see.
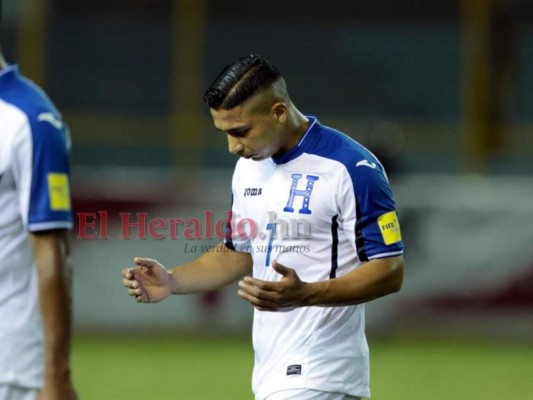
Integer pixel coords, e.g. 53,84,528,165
245,153,267,161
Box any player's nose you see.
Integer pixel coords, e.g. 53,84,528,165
227,135,244,155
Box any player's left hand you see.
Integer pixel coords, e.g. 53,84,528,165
237,260,309,311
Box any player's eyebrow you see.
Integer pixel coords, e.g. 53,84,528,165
216,125,250,136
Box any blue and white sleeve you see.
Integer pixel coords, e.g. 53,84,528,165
11,114,73,232
338,161,404,261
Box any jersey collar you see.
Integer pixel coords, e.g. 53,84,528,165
0,64,19,79
271,115,319,165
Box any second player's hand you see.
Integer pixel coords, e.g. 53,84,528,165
121,257,172,303
237,261,310,311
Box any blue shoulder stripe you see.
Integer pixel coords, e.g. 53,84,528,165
0,66,72,230
301,120,404,259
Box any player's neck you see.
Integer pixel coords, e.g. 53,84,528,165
284,108,310,150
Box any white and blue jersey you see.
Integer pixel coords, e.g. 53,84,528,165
0,65,72,389
225,116,403,400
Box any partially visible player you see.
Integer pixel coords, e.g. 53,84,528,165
0,1,77,399
122,55,404,400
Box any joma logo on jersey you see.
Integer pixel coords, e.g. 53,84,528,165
283,174,319,215
244,187,262,197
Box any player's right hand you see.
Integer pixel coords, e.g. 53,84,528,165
121,257,172,303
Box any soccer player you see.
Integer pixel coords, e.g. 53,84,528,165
0,2,77,399
122,55,404,400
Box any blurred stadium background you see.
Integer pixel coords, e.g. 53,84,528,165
3,0,533,399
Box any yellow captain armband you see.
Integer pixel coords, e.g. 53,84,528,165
377,211,402,245
47,173,71,211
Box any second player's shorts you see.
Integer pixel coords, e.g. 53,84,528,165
264,388,361,400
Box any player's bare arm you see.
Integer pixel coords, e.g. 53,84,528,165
122,242,253,303
30,230,78,400
238,256,403,311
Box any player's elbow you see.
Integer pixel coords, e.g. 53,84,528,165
386,256,404,294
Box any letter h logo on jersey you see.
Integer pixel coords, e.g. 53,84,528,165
283,174,319,215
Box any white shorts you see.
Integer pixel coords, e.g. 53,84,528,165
0,385,38,400
264,389,361,400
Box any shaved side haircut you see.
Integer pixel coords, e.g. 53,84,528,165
204,54,285,110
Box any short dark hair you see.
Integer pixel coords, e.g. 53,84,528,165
203,54,282,110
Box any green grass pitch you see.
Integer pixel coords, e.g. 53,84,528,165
72,335,533,400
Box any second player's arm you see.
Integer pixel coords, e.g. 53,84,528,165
30,230,77,399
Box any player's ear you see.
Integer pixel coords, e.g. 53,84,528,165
271,102,288,123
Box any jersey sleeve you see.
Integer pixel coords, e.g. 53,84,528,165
223,166,252,253
338,161,404,261
11,113,73,232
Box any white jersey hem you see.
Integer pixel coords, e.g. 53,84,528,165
28,221,73,232
368,250,404,259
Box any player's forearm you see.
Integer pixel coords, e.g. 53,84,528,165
303,256,404,307
170,242,252,294
31,232,73,378
39,273,72,378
